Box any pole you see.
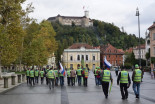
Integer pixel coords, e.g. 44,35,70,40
136,7,141,67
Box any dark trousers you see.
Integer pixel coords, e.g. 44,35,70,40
48,78,54,89
40,77,44,84
27,76,30,84
60,76,64,86
35,76,39,83
30,77,35,86
101,81,109,97
84,78,88,86
115,71,118,76
67,77,71,85
46,77,48,85
120,83,128,99
55,77,58,86
71,77,75,86
77,76,81,85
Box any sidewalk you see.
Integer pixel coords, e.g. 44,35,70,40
0,74,24,94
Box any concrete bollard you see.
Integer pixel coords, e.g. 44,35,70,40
3,76,9,88
22,74,25,82
17,74,21,83
11,75,16,85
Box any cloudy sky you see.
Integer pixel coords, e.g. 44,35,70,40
22,0,155,38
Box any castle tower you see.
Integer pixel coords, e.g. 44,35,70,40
84,11,89,18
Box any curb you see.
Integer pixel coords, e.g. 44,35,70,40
0,82,24,94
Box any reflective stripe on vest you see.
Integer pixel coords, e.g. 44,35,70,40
94,69,98,75
26,70,30,76
67,70,71,77
40,71,44,77
134,69,142,82
77,69,82,76
30,70,34,77
102,70,110,82
35,70,39,76
120,71,128,83
54,70,58,77
48,70,54,79
84,70,88,77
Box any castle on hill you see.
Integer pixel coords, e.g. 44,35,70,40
47,11,93,27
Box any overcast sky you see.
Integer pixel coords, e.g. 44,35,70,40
22,0,155,38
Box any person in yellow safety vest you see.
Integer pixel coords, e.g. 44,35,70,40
132,64,142,99
26,68,30,85
54,68,59,86
83,68,89,87
35,68,39,84
96,67,102,85
30,68,35,86
76,67,83,86
46,66,50,85
59,69,64,86
117,68,131,100
40,68,45,84
67,68,71,86
47,68,55,89
100,67,113,99
94,67,98,85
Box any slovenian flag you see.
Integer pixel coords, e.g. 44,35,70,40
104,57,112,69
59,62,65,76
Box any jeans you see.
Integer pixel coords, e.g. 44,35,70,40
133,83,140,95
48,78,54,89
55,77,58,86
97,78,101,85
60,76,64,86
77,76,81,85
95,76,98,85
102,81,109,97
120,83,128,99
40,77,44,84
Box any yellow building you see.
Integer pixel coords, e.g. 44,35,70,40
62,43,100,70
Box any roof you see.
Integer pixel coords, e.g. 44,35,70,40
100,44,124,54
68,43,94,49
133,44,145,50
148,22,155,30
125,47,133,53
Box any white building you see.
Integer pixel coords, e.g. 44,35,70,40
133,44,146,60
145,31,150,53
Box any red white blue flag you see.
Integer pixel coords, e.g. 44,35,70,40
59,62,65,76
104,57,112,69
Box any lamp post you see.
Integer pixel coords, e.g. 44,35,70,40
136,7,141,67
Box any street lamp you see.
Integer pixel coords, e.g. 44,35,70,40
136,7,141,67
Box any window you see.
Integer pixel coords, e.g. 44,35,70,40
86,55,88,60
77,55,80,61
109,55,110,58
116,55,117,58
70,56,73,61
82,55,84,60
93,56,95,61
109,50,111,53
153,33,155,40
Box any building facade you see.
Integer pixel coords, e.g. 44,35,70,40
148,22,155,69
100,44,124,67
47,11,93,27
62,43,100,70
47,53,56,68
133,44,146,60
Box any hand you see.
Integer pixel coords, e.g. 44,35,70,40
127,84,130,88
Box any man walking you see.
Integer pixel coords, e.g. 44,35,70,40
54,68,59,86
83,68,89,87
94,67,98,85
35,68,39,84
132,64,142,98
40,68,44,84
70,68,76,86
117,68,131,99
47,68,55,89
76,67,82,86
101,67,113,98
67,68,71,86
26,68,30,85
46,66,50,85
30,68,35,86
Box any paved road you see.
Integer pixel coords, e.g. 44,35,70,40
0,71,155,104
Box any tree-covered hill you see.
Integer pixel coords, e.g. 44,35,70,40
51,20,145,64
